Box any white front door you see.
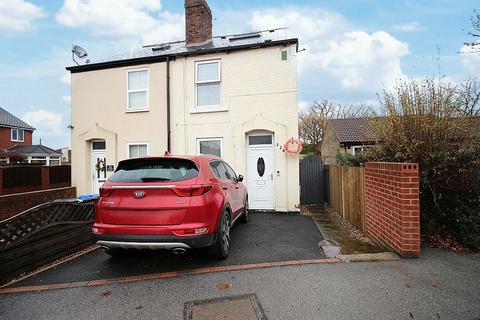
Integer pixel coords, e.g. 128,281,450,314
91,150,107,194
247,134,275,210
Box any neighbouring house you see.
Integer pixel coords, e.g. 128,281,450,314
66,0,300,211
321,118,376,165
7,144,62,165
56,147,71,164
0,107,35,149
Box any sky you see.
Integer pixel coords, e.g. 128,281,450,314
0,0,479,149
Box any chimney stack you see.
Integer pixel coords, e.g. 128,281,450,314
185,0,212,46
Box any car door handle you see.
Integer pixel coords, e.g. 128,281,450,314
235,185,239,189
222,186,228,190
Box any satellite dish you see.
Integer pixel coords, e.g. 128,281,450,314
71,45,88,65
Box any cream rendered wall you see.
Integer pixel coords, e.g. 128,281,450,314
170,45,300,212
71,63,168,195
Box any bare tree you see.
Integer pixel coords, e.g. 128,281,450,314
465,9,480,52
299,100,374,149
457,78,480,116
299,100,334,146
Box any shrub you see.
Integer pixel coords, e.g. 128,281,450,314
368,77,480,250
336,152,365,167
0,149,27,164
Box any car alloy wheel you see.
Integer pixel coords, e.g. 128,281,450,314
221,213,231,253
240,198,249,223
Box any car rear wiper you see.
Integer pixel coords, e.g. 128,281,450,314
140,177,171,182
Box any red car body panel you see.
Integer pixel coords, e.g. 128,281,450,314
93,155,247,248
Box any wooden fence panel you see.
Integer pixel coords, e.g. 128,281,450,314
2,166,42,189
49,165,71,184
1,165,71,195
0,201,95,283
328,165,343,216
327,165,365,233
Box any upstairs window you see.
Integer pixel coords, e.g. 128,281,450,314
196,60,221,108
127,69,149,111
11,128,24,142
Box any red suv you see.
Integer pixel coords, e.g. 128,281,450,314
93,155,248,259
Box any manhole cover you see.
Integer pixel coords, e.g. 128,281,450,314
184,293,267,320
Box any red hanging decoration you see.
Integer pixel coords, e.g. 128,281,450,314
284,137,303,156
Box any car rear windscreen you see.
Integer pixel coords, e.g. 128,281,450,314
109,158,199,183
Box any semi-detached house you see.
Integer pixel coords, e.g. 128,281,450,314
67,0,300,212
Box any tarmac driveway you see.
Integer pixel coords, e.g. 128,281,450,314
11,212,325,287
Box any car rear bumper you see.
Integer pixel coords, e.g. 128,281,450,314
93,233,215,250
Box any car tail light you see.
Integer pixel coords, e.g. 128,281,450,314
172,184,212,197
191,184,213,196
99,187,112,198
172,186,191,197
173,227,208,236
92,227,105,234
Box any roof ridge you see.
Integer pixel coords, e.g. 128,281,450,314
142,28,289,48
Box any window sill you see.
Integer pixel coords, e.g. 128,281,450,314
125,108,150,113
190,107,229,114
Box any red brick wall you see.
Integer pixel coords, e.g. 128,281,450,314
364,162,420,257
185,0,212,45
0,127,33,149
0,187,76,221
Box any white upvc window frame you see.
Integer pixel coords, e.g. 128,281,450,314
126,142,150,159
194,60,223,111
126,68,149,112
352,145,371,155
197,137,223,158
11,128,24,142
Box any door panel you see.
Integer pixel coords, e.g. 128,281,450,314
92,151,107,194
247,136,275,210
210,161,237,214
223,162,243,218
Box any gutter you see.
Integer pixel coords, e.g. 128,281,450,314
65,38,299,74
166,56,171,153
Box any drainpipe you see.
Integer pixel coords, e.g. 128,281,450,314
166,56,171,153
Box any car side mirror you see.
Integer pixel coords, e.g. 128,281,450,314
237,175,244,182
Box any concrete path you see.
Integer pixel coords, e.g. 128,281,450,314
1,248,479,320
304,205,384,257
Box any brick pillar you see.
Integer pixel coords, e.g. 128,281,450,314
397,163,421,256
41,166,50,190
365,162,420,257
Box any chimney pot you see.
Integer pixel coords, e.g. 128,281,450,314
185,0,212,46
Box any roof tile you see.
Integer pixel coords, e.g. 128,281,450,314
329,118,376,143
0,107,35,131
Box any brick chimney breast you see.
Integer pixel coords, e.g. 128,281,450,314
185,0,212,46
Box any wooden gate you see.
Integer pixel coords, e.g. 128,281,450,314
299,155,325,205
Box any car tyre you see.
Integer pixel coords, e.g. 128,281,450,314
239,198,249,223
208,210,230,259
